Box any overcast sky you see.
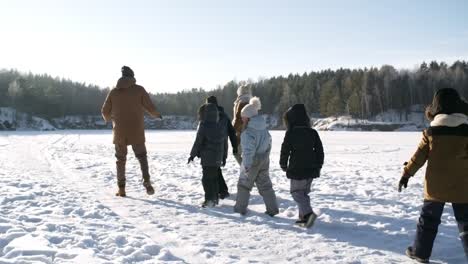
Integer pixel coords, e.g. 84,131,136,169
0,0,467,93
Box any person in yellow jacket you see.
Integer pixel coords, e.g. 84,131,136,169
232,84,251,164
399,88,468,263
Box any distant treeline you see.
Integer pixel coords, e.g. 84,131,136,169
0,71,108,117
1,60,467,119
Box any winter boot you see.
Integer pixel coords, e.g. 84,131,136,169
219,191,230,200
265,210,278,217
201,200,216,208
405,247,429,263
115,186,126,197
461,231,468,261
295,217,307,225
303,212,318,228
234,207,247,216
143,180,155,195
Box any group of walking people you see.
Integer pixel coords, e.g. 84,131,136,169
102,66,468,263
189,85,324,229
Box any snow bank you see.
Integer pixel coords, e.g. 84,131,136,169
0,107,55,131
312,107,427,131
0,107,428,131
313,116,418,131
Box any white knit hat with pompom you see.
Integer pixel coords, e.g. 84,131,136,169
241,97,262,118
237,84,251,97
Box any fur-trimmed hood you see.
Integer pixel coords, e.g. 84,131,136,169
237,85,251,97
430,113,468,127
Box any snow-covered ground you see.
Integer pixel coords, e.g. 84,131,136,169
0,131,465,263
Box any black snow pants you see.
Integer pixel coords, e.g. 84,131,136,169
412,200,468,260
202,166,219,202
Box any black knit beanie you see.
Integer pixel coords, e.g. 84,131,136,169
206,96,218,105
121,66,134,78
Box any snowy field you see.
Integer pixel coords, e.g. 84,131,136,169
0,130,465,264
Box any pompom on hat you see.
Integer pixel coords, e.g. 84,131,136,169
241,97,262,118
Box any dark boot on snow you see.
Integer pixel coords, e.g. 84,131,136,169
265,211,278,217
295,218,306,225
143,180,155,195
201,200,216,208
304,212,318,228
405,247,429,263
116,186,126,197
219,191,230,200
461,231,468,261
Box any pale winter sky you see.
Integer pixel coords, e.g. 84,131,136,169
0,0,467,93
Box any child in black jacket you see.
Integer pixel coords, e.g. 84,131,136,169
197,96,237,199
189,103,228,207
280,104,324,228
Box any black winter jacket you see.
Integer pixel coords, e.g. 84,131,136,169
280,127,324,180
197,104,237,164
190,104,228,167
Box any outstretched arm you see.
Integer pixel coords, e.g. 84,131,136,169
142,89,162,118
101,91,112,122
398,131,430,191
404,131,430,176
190,127,204,158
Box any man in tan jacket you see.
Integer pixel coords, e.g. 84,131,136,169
102,66,162,197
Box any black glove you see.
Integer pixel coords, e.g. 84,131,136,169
398,176,409,192
187,156,194,164
233,147,238,155
398,162,410,192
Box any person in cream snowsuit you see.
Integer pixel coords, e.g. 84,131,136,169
233,97,279,216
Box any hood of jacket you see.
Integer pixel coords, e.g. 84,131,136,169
203,103,219,123
247,115,267,130
116,77,136,89
234,94,251,105
285,104,310,130
430,113,468,127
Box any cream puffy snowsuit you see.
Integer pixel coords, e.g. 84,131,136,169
234,98,279,216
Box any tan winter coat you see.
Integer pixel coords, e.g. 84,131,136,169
101,77,161,145
404,113,468,203
232,94,250,144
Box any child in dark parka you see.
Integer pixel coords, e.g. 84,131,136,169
280,104,324,228
189,103,228,207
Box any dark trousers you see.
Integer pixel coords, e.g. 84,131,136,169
218,168,229,195
115,144,150,187
202,166,219,202
413,200,468,260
